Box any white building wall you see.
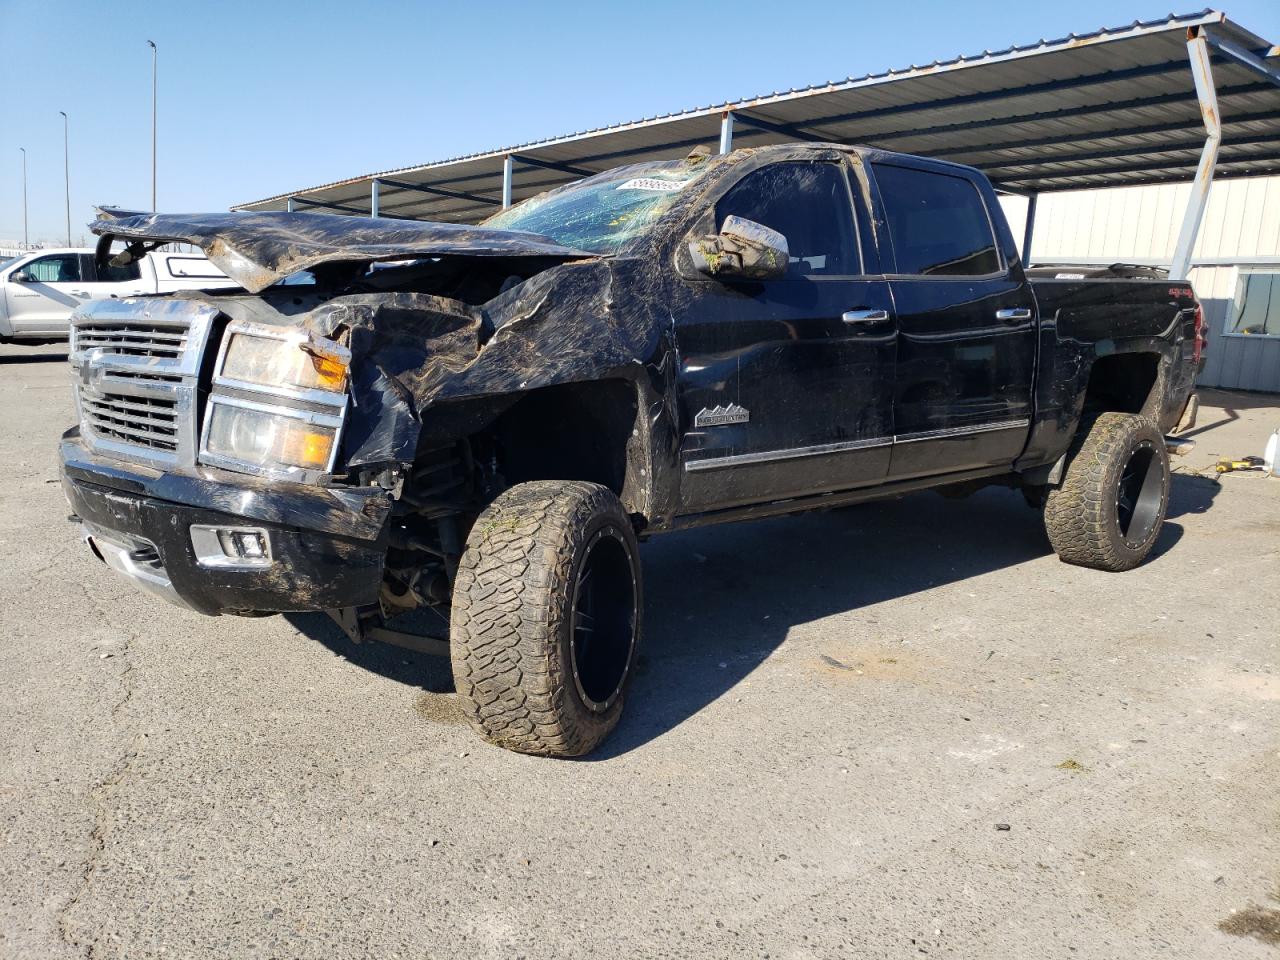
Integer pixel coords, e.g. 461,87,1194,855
999,175,1280,392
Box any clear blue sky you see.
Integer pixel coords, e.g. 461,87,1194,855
3,0,1279,246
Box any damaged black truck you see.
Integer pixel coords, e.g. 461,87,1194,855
60,144,1204,757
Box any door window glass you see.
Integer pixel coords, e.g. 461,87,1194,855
164,257,225,280
23,254,82,283
715,162,860,277
873,164,1001,277
1229,271,1280,336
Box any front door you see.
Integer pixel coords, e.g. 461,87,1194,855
870,160,1037,480
674,159,897,513
4,252,92,334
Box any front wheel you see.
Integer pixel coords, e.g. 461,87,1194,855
1043,412,1170,572
450,481,642,757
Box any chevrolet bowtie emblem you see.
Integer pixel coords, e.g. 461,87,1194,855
77,350,102,389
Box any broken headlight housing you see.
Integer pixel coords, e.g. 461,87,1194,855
199,323,349,480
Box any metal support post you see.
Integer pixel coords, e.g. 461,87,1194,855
1170,29,1222,281
1022,193,1038,266
719,111,735,154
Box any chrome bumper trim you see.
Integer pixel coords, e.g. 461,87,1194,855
81,520,189,609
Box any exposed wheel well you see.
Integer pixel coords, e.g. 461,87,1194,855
381,380,647,624
486,380,641,500
1081,352,1161,420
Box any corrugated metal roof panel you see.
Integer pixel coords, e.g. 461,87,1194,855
237,10,1280,219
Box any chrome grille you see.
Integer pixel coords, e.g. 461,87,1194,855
79,390,180,452
72,322,190,360
70,299,220,470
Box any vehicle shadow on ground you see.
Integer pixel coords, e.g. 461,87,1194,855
284,610,457,694
596,481,1199,759
0,351,68,364
1178,387,1280,440
288,474,1207,758
1166,470,1221,520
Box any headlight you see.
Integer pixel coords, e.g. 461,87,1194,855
204,402,339,472
221,331,348,393
199,323,349,479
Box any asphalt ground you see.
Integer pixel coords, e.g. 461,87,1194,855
2,339,1278,959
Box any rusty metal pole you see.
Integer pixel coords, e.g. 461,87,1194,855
719,111,735,154
1170,28,1221,281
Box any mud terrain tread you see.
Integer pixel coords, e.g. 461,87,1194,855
1043,412,1168,572
450,481,632,757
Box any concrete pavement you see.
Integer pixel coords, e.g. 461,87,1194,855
2,341,1278,959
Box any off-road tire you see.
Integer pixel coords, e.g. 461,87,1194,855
450,481,641,757
1044,412,1170,572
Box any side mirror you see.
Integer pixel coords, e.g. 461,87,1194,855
688,215,789,281
9,270,32,283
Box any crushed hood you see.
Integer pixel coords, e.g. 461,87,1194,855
90,208,596,293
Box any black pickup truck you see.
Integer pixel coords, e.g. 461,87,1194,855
61,143,1204,756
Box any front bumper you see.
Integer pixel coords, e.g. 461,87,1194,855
60,430,390,616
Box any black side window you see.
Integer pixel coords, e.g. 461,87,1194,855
873,164,1001,277
715,162,860,277
23,254,82,283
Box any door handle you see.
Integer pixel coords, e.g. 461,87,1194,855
842,309,889,324
995,307,1033,321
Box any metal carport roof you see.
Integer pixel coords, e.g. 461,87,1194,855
235,9,1280,227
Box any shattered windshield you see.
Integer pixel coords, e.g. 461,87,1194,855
484,161,707,254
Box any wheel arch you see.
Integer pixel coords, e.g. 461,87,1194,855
1079,348,1167,422
414,377,657,522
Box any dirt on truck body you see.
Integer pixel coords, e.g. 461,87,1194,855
61,144,1204,756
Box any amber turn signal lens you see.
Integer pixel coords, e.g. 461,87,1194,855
282,426,334,470
308,352,349,391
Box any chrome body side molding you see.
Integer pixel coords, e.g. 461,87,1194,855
683,419,1030,472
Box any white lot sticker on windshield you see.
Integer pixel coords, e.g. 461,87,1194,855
616,178,687,192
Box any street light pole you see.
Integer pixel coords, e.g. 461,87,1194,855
147,40,157,211
59,111,70,246
19,147,28,248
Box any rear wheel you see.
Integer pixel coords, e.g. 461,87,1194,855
1044,412,1170,572
450,481,641,757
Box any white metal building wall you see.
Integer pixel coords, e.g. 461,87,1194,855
1000,176,1280,392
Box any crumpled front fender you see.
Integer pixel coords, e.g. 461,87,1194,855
301,261,671,492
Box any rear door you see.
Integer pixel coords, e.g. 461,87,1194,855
79,252,150,301
674,158,896,513
870,160,1036,479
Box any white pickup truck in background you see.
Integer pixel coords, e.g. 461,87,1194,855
0,247,235,340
